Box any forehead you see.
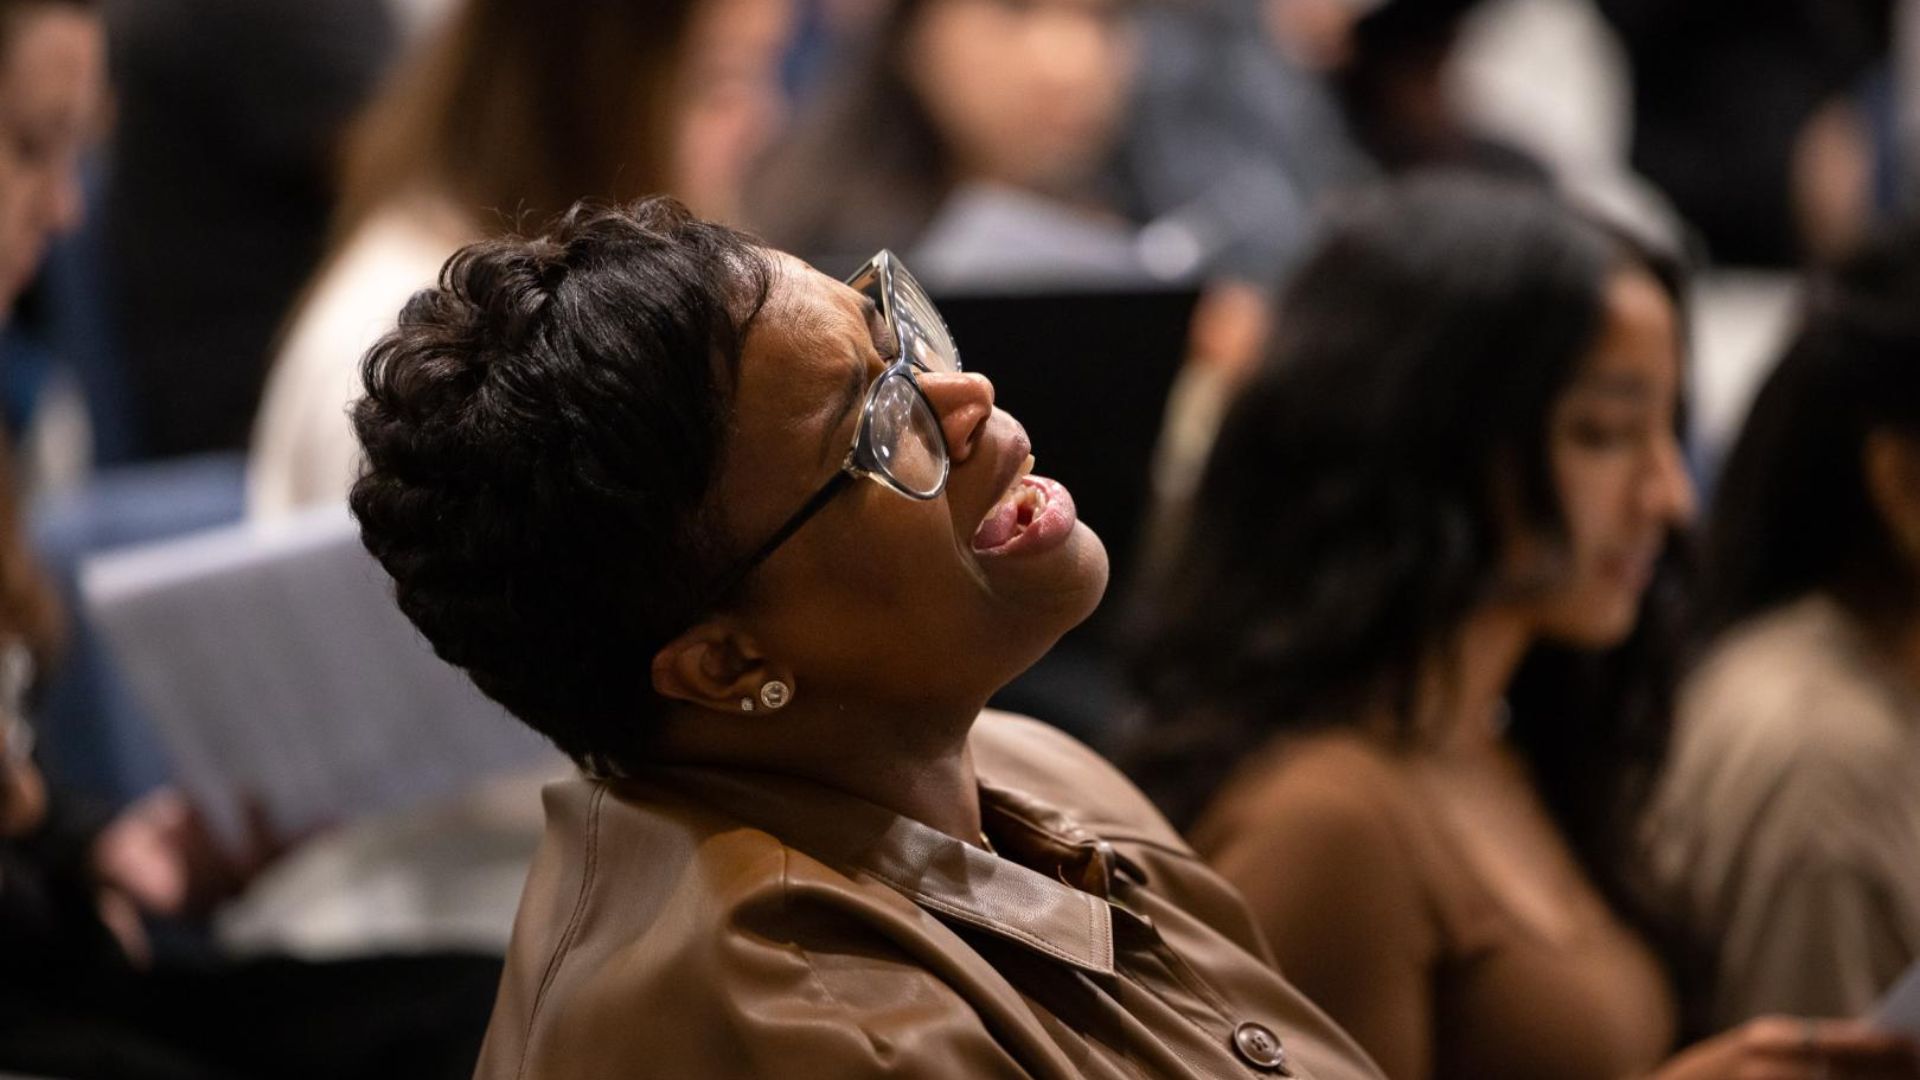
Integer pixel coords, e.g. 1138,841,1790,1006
731,253,876,427
1570,268,1680,395
760,252,870,355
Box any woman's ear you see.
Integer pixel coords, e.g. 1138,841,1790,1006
1864,430,1920,561
651,621,792,716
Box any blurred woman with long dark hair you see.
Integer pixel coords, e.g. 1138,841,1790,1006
1129,176,1919,1079
1648,224,1920,1029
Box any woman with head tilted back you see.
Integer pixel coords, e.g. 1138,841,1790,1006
1129,177,1920,1080
350,196,1387,1079
1646,225,1920,1030
248,0,790,517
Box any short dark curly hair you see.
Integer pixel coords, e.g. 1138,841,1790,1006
350,197,772,771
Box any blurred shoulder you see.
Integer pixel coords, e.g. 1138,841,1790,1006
1194,728,1415,852
1679,595,1916,790
1190,730,1436,965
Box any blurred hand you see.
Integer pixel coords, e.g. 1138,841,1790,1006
1651,1017,1920,1080
90,788,281,920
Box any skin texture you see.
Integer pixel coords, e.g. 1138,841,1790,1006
650,252,1109,841
0,6,104,311
902,0,1136,196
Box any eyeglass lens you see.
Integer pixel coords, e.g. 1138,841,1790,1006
867,371,946,496
889,263,960,374
853,259,960,497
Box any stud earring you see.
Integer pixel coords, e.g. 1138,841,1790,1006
739,697,754,712
758,680,791,711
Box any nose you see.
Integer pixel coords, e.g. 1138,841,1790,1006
1643,430,1697,526
918,371,994,464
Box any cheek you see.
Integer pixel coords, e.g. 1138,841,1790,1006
1061,23,1137,115
773,487,975,618
1550,449,1627,571
1527,450,1646,645
752,491,992,688
1533,578,1642,648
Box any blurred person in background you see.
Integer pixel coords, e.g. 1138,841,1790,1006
1119,0,1371,291
1647,224,1920,1029
248,0,791,517
755,0,1371,298
1128,176,1920,1080
0,3,499,1075
1597,0,1890,267
1256,0,1550,179
352,195,1386,1080
1334,0,1552,177
743,0,1140,276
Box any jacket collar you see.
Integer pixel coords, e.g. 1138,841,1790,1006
623,766,1142,977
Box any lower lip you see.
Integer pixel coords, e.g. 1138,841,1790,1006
972,475,1077,558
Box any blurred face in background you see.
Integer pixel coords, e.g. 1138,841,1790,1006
675,0,794,222
0,3,104,312
1516,268,1695,647
902,0,1137,197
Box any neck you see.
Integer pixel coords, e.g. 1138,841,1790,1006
657,696,986,842
1422,606,1535,756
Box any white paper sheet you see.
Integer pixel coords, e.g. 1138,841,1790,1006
81,504,560,843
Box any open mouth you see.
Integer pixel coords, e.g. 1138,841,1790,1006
971,455,1077,556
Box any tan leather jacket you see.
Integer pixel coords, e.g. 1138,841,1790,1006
475,712,1384,1079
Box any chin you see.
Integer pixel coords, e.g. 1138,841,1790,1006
1541,601,1639,650
985,523,1110,666
1055,523,1111,626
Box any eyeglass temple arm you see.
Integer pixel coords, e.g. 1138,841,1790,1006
701,470,857,606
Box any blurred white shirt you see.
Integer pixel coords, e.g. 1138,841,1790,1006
247,195,470,519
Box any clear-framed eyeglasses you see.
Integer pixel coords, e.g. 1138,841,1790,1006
698,249,962,606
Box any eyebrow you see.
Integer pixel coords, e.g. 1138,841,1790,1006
861,296,895,358
817,300,882,464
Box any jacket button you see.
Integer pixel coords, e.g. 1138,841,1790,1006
1232,1022,1293,1075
